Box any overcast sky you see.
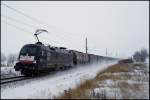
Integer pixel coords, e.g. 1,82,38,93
1,1,149,58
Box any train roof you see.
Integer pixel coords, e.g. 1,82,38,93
22,42,70,54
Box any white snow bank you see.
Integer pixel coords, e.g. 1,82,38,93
1,66,21,78
1,60,117,99
145,57,149,64
89,63,149,99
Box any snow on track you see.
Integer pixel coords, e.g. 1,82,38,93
1,66,21,78
1,60,117,99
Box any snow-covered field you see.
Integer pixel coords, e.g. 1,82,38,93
1,66,21,78
1,60,117,99
89,61,149,99
145,57,149,65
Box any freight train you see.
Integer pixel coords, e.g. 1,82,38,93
14,29,116,76
14,41,115,76
118,58,133,64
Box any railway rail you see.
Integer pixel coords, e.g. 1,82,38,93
1,76,31,84
1,69,63,85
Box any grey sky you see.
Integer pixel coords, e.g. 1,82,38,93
1,1,149,58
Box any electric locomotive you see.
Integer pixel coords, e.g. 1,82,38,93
14,29,74,76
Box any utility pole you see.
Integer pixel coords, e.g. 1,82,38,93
86,37,88,54
116,51,118,57
106,48,107,56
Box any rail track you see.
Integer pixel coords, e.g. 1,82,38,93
1,76,31,85
0,67,74,85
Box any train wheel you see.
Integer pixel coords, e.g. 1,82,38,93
66,66,71,70
34,70,40,76
21,70,26,75
64,66,68,70
64,66,67,70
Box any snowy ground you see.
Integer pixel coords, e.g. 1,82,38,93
1,60,117,99
89,61,149,99
145,57,149,65
1,66,21,78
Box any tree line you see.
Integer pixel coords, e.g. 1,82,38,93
132,48,149,62
1,52,18,67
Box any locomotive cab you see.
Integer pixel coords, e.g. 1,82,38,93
14,43,45,75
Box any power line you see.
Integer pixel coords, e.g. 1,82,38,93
2,19,33,35
1,14,39,29
2,2,86,51
2,20,52,45
1,2,66,34
1,2,81,41
1,19,69,47
1,2,46,26
1,19,61,45
1,14,66,41
1,18,69,44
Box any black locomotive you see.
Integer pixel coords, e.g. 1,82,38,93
14,29,116,76
14,42,74,76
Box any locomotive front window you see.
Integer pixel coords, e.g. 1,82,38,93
20,46,39,56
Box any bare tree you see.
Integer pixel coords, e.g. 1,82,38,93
133,48,149,62
1,52,7,66
133,51,141,62
140,48,148,62
7,53,18,66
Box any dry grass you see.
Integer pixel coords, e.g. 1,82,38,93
118,81,142,99
133,62,146,67
97,64,130,76
56,79,96,99
95,64,131,81
56,63,146,99
96,73,133,82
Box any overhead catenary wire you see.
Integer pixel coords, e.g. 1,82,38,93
1,19,65,46
1,14,39,29
1,2,54,28
1,2,46,26
2,19,93,56
2,19,33,34
1,15,71,45
1,3,119,57
1,15,65,42
2,20,56,45
2,2,87,51
1,2,82,41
